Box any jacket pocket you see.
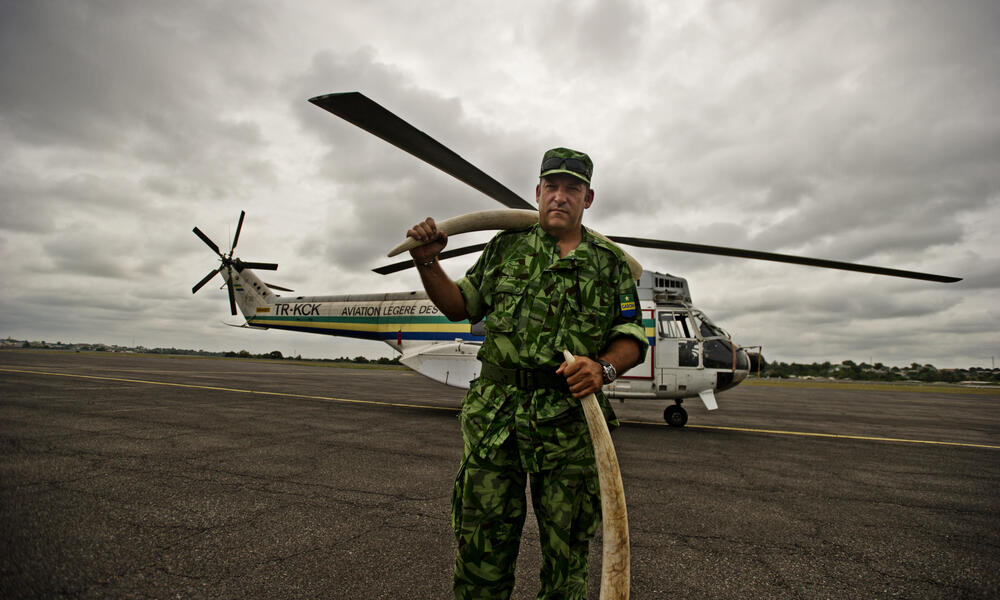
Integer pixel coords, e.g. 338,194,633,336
485,276,524,333
561,303,610,356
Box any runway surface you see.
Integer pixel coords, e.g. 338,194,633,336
2,350,999,599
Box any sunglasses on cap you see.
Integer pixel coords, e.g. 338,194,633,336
540,156,591,179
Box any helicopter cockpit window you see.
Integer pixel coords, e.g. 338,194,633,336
694,312,727,339
704,339,747,369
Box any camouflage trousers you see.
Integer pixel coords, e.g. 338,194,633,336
451,433,601,599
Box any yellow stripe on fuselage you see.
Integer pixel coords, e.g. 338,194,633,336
249,318,470,334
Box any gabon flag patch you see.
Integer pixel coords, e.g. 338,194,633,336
620,293,637,318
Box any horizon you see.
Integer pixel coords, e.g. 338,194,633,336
5,336,996,372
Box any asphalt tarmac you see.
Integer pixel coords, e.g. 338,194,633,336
2,350,999,599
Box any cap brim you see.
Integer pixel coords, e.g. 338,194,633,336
540,168,590,184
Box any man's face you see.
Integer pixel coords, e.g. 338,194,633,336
536,173,594,236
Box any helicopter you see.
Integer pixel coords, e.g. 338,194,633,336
192,92,961,427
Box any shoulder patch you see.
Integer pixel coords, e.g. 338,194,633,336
620,292,637,318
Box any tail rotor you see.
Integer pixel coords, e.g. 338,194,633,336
191,211,279,315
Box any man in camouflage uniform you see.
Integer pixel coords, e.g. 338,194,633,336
407,148,648,599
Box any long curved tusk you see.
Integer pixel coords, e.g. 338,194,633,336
388,209,539,257
562,350,630,600
390,209,643,279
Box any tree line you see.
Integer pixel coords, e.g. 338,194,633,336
761,360,999,383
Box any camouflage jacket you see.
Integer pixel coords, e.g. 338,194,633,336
455,224,648,471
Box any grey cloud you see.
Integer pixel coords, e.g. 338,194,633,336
290,49,556,278
294,48,537,198
317,174,499,273
0,193,57,235
519,0,648,75
0,1,995,367
1,2,271,146
0,0,281,209
41,223,138,279
945,253,1000,291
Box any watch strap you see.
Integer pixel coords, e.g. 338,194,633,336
597,358,617,384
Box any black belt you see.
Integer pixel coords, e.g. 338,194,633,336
480,362,569,392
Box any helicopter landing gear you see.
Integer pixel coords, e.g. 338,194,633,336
663,401,688,427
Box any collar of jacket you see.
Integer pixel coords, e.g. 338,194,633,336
530,223,598,267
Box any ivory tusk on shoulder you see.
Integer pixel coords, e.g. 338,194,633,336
388,209,539,257
562,350,630,600
390,209,643,279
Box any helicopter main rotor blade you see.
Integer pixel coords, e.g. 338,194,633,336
309,92,534,210
231,210,246,252
192,268,221,294
226,268,238,316
608,236,961,283
372,242,488,275
311,93,960,284
235,260,279,271
193,227,221,256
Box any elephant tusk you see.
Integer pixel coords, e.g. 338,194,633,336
388,209,539,257
562,350,630,600
390,209,643,279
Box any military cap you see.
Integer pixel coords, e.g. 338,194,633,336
539,147,593,185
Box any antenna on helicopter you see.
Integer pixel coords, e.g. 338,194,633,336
191,211,279,315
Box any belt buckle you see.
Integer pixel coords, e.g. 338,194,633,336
516,369,535,390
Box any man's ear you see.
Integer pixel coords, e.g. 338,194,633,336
584,188,595,209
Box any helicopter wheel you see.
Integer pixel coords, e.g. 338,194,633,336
663,404,688,427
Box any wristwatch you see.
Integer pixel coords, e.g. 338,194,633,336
597,359,617,384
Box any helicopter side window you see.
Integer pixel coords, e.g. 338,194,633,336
658,313,679,338
658,312,694,339
660,311,700,367
679,340,700,367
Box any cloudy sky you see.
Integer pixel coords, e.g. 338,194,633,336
1,0,997,368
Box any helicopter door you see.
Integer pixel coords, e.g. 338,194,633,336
657,311,700,363
656,310,701,393
656,313,680,368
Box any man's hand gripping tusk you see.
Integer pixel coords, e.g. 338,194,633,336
562,350,630,600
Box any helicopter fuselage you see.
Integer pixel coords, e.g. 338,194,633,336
224,266,752,425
